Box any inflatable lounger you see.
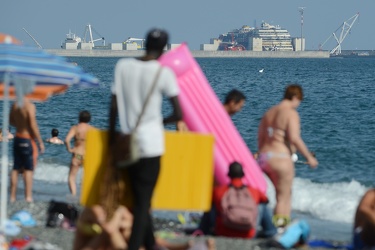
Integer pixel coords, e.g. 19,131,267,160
80,129,215,211
159,44,267,193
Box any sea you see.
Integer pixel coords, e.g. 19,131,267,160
2,55,375,243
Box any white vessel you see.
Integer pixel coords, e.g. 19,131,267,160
218,21,294,51
61,24,105,50
61,30,82,49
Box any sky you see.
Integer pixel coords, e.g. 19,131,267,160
1,1,373,51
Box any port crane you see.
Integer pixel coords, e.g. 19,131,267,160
83,24,105,47
22,28,43,49
320,13,360,55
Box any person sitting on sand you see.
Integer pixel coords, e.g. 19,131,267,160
353,188,375,249
212,161,275,239
46,128,64,145
74,205,216,250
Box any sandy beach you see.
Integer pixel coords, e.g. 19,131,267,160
7,201,261,250
4,201,350,250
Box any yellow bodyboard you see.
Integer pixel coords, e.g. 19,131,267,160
80,129,214,211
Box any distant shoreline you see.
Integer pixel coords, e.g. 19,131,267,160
45,49,330,58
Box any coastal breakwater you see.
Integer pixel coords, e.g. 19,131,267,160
46,49,330,58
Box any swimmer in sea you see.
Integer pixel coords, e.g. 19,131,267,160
257,84,318,227
65,110,93,196
46,128,64,145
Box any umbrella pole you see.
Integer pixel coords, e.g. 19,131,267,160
0,72,10,232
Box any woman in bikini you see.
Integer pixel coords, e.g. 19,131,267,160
65,110,93,196
257,84,318,227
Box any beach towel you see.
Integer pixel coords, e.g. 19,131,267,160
4,219,21,236
11,210,36,227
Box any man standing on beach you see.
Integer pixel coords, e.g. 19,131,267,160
65,110,93,196
109,28,182,250
10,97,45,202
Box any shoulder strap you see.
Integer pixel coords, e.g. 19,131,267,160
133,66,163,131
228,184,247,189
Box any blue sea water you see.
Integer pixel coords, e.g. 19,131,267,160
2,56,375,242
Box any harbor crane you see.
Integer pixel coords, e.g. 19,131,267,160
298,7,306,51
22,28,43,49
320,13,360,55
83,24,105,47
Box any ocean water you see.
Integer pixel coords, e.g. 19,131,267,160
2,56,375,242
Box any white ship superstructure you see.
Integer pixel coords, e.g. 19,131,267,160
253,22,294,51
212,21,299,51
61,31,82,49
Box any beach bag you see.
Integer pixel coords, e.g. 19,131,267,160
275,219,310,249
221,185,258,231
46,200,79,228
113,132,140,168
113,67,162,168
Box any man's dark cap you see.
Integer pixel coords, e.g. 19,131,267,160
228,161,245,178
145,28,168,51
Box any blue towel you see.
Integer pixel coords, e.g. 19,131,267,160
11,210,36,227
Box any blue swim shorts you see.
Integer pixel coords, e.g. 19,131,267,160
13,136,36,171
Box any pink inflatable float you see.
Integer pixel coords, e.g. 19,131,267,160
159,43,267,193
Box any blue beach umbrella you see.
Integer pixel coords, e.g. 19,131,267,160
0,33,99,231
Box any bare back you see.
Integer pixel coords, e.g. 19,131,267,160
65,122,92,155
355,189,375,228
258,101,298,154
10,99,37,138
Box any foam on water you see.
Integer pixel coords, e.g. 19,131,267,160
264,175,367,224
33,161,83,183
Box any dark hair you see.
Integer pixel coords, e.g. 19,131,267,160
145,28,169,52
228,161,245,178
283,84,303,101
224,89,246,105
51,128,59,137
79,110,91,123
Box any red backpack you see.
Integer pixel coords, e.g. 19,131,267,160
221,185,258,231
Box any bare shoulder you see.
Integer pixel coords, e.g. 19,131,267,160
24,100,36,114
363,189,375,201
68,125,77,133
285,108,299,119
359,189,375,207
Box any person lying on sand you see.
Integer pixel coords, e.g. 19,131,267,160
353,188,375,249
74,205,216,250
